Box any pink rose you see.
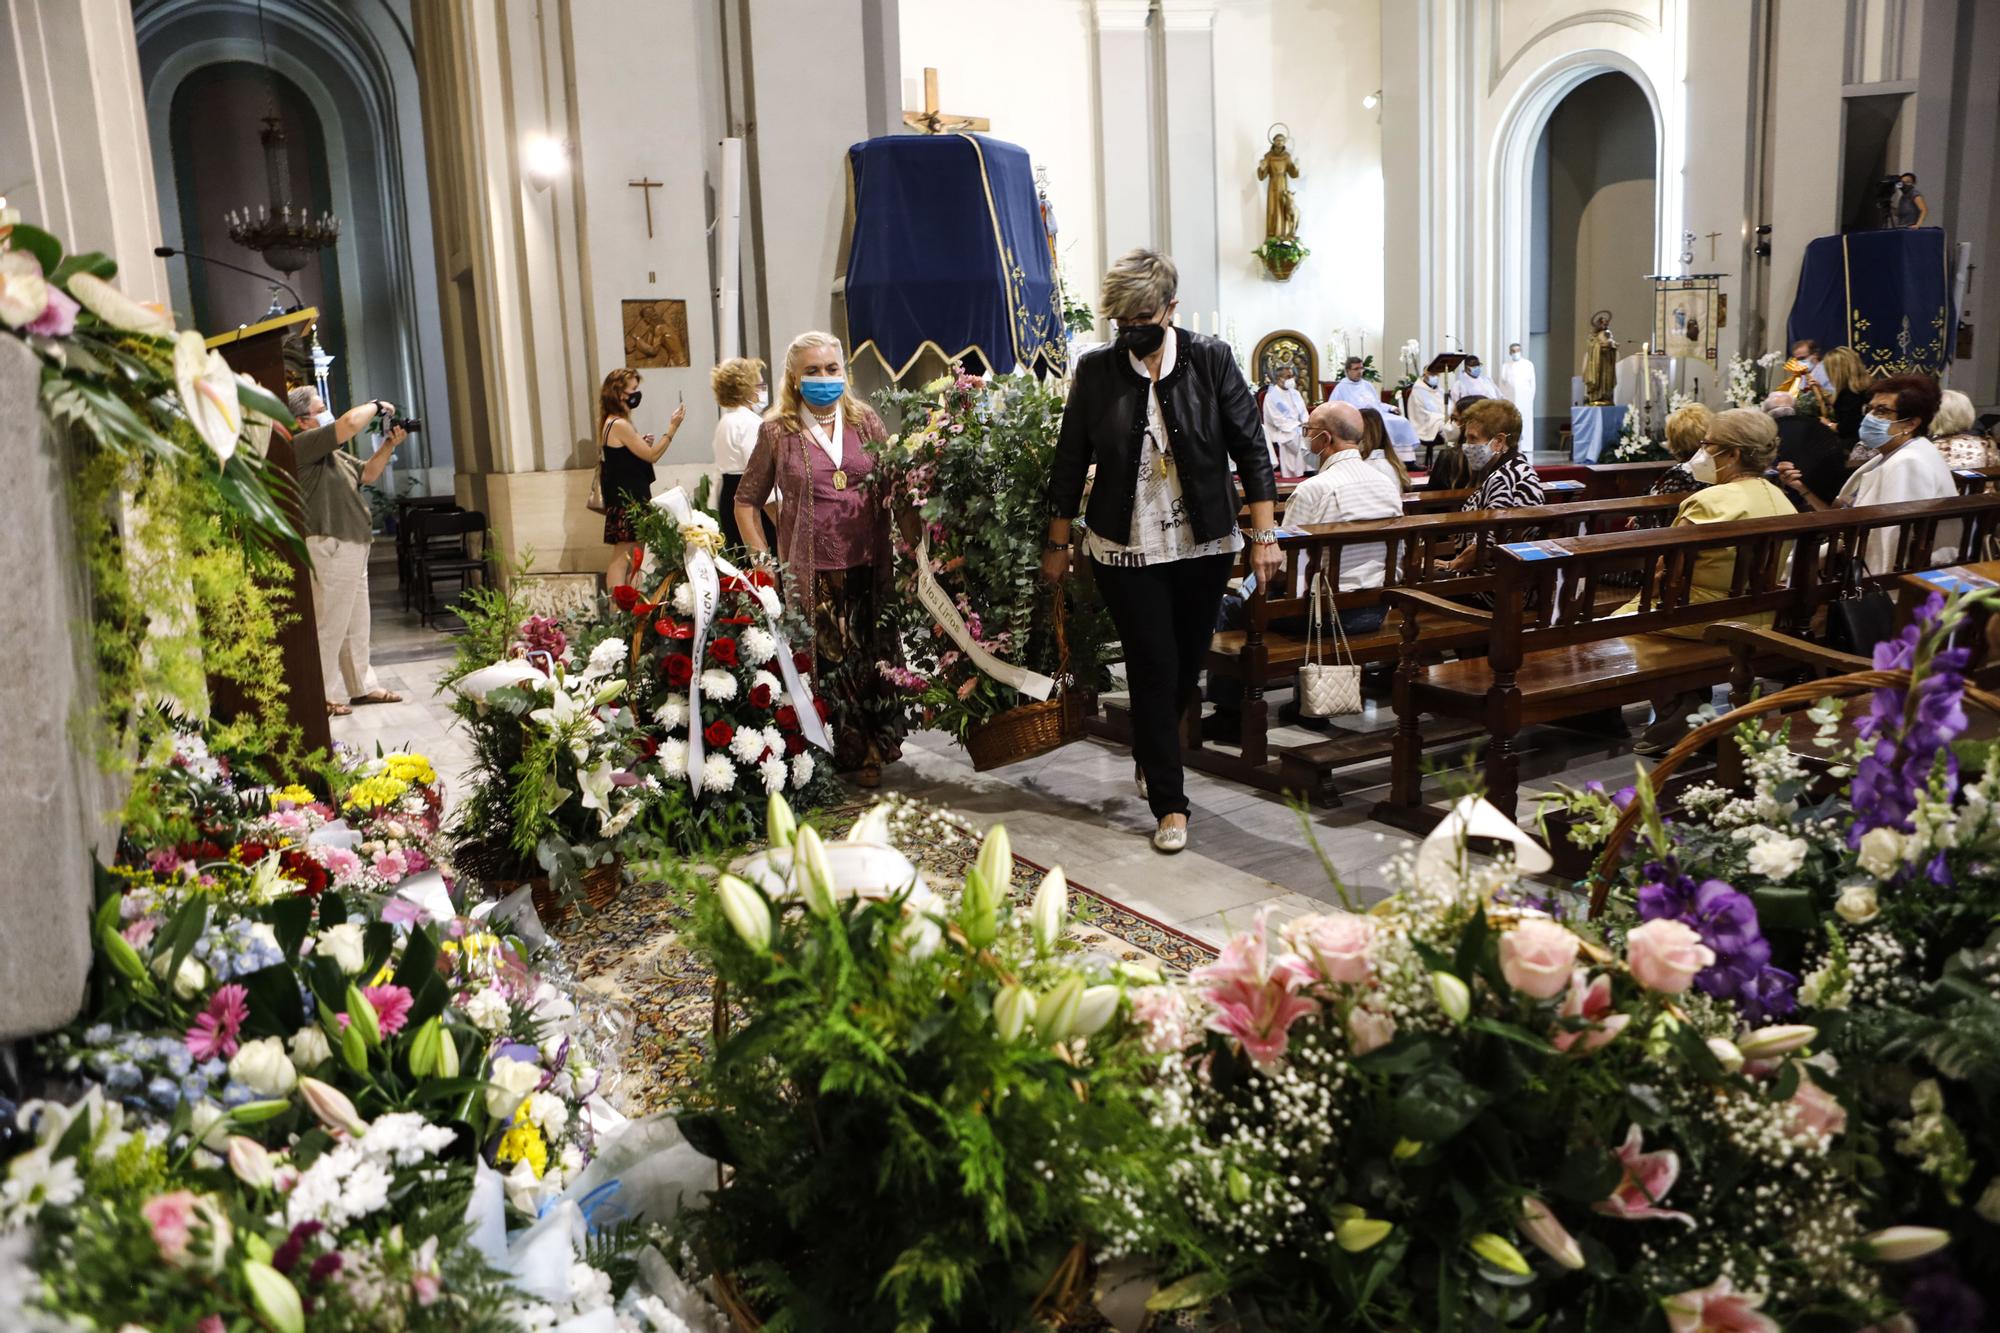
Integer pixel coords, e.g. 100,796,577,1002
1661,1276,1779,1332
1347,1003,1397,1055
1497,919,1580,999
141,1190,199,1263
1288,912,1376,986
1552,970,1630,1054
1786,1072,1847,1141
1625,919,1716,994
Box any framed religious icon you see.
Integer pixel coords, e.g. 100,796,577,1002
622,298,689,368
1651,277,1720,363
1251,329,1320,403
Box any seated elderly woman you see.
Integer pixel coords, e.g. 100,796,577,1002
1649,403,1713,497
1625,408,1794,755
1443,397,1543,571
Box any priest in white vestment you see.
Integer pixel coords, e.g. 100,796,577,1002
1453,354,1500,406
1407,371,1447,449
1261,367,1309,476
1329,356,1381,409
1496,342,1537,453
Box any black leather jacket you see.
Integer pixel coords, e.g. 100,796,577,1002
1045,329,1277,547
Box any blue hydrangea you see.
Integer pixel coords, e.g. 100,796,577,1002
179,1073,210,1103
84,1023,113,1045
165,1046,193,1077
218,1081,257,1109
199,1059,227,1080
146,1076,179,1110
105,1062,142,1092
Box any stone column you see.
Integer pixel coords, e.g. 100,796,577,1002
1158,0,1219,318
1093,0,1159,267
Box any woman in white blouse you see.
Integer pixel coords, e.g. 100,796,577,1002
710,356,772,551
1780,373,1957,573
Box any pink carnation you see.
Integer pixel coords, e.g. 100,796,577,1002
1128,985,1192,1056
362,984,414,1037
185,984,249,1061
122,917,161,949
141,1190,200,1263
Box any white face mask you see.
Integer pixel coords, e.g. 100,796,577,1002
1509,350,1522,361
1424,374,1438,388
1441,422,1461,444
316,410,334,427
1687,447,1721,484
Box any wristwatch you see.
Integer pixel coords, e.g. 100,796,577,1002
1244,527,1280,545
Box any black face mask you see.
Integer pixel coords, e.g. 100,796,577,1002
624,390,643,409
1116,321,1168,358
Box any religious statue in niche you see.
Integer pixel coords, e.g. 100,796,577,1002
1253,125,1308,282
1582,309,1619,406
622,299,689,368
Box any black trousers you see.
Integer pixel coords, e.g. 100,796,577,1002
1090,551,1235,820
718,471,776,552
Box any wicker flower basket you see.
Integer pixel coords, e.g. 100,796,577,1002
709,1239,1096,1332
458,839,624,925
964,590,1085,772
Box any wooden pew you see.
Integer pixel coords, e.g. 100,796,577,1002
1089,491,1687,805
1373,493,2000,826
1953,467,2000,496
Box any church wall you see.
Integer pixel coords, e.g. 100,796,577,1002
896,0,1103,340
1211,0,1385,377
1761,0,1846,362
1676,0,1757,396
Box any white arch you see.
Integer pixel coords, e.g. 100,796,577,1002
1486,49,1669,371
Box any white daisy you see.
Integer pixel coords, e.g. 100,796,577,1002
701,753,738,792
699,669,739,701
741,626,778,666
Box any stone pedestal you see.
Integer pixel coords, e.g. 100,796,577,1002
0,337,104,1041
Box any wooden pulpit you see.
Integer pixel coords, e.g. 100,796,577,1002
205,308,333,770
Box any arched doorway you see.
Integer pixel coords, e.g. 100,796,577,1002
1526,72,1658,436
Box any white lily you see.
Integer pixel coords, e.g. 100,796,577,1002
577,761,615,819
1071,984,1120,1038
529,687,583,733
1030,865,1068,955
847,804,893,846
452,659,542,709
173,330,242,463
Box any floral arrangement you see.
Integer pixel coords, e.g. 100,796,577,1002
1,217,307,781
867,369,1112,742
1105,810,1926,1330
673,796,1192,1330
2,724,710,1330
1727,349,1786,409
1559,590,2000,1325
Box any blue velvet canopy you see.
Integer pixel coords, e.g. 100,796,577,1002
845,133,1067,381
1787,228,1954,376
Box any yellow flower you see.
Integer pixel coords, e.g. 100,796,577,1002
341,775,411,811
270,785,317,807
382,753,436,785
494,1108,548,1179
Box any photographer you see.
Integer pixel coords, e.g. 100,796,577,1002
286,387,410,716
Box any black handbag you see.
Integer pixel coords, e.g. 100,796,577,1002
1825,591,1896,657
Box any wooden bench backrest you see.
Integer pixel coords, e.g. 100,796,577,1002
1953,467,2000,495
1481,493,2000,673
1243,490,1689,631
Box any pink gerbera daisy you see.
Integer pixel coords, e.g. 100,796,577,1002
185,984,250,1061
363,984,415,1037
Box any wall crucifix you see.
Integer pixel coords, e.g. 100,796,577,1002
628,177,663,238
901,67,989,135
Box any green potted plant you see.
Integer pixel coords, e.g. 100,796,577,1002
1253,235,1311,281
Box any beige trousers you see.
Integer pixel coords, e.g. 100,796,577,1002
307,536,383,703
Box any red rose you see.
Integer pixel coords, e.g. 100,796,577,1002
775,705,799,733
793,649,813,673
663,654,694,686
610,584,639,612
783,733,807,756
749,683,774,709
814,697,831,721
709,637,740,667
703,720,734,749
635,735,660,760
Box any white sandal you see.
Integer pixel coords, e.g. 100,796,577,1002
1152,819,1188,854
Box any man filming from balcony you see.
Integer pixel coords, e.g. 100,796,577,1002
287,387,411,716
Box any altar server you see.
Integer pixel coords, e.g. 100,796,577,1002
1329,356,1381,409
1496,342,1538,452
1261,366,1309,476
1407,366,1447,456
1453,353,1500,406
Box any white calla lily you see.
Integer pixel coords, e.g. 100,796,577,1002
173,330,242,463
67,271,174,335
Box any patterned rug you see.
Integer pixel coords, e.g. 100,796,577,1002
552,798,1218,1117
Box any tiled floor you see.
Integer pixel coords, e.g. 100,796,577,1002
336,544,1675,947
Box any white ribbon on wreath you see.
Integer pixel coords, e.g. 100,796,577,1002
913,530,1056,702
651,486,832,795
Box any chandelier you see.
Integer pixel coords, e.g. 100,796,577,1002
225,115,340,276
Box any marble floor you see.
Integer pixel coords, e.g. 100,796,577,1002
333,544,1671,947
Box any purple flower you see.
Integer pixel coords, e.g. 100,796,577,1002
1638,866,1774,1009
1850,595,1969,850
1902,1257,1986,1332
1736,965,1799,1024
25,285,77,337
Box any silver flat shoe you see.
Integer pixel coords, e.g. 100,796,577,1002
1152,821,1188,854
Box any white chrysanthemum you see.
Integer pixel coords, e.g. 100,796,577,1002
762,725,785,758
741,626,778,666
701,753,738,791
671,581,696,615
582,637,626,679
790,753,816,788
659,737,689,775
700,668,739,701
729,727,767,763
760,757,788,793
751,668,782,700
652,693,689,732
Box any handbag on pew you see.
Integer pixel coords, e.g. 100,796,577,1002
1298,571,1363,718
1824,590,1896,657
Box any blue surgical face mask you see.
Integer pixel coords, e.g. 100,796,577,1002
1424,374,1438,387
800,375,845,408
1858,414,1895,449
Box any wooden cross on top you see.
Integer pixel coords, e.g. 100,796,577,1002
902,68,989,135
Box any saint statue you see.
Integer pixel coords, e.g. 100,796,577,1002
1582,310,1618,406
1257,131,1300,242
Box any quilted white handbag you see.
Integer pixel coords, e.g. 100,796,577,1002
1297,571,1362,718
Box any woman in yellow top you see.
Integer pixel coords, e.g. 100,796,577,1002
1628,408,1793,754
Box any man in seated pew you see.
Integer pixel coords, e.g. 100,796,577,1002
1289,401,1406,634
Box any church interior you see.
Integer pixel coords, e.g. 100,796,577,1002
4,1,2000,1329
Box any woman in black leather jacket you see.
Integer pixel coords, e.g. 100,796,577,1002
1041,248,1279,853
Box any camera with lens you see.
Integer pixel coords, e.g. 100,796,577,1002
375,415,422,435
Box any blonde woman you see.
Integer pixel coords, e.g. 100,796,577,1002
597,366,684,587
1819,346,1872,449
1649,403,1714,497
1357,407,1412,490
710,355,772,550
735,333,903,787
